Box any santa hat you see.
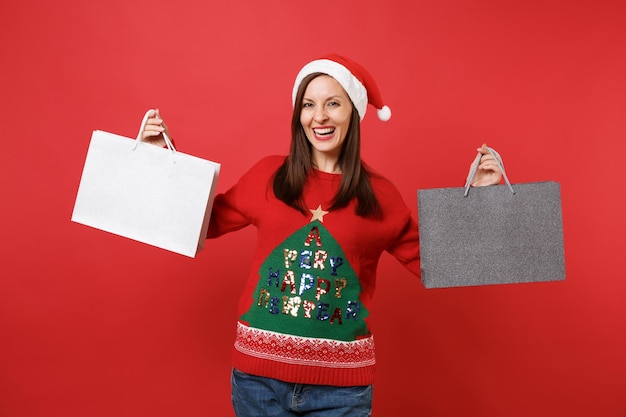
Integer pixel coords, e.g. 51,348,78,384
292,53,391,122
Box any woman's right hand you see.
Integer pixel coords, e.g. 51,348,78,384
140,109,171,147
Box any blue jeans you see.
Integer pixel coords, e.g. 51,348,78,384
231,368,373,417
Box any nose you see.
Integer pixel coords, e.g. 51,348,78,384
313,105,328,122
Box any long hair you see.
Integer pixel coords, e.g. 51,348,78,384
273,72,381,218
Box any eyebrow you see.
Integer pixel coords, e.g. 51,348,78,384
303,95,345,102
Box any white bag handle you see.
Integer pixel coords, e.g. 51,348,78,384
133,109,176,153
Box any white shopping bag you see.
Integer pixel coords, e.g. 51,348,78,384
72,110,220,257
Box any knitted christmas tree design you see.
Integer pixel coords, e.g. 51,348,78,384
241,221,370,342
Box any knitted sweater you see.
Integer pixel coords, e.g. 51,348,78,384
207,155,420,387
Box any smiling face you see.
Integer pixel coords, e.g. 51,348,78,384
299,75,353,172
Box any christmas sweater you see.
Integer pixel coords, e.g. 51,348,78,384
207,155,420,387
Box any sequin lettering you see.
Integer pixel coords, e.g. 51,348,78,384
299,273,315,295
283,249,298,268
268,268,280,287
316,278,330,301
282,296,302,317
303,300,316,318
329,257,343,276
258,289,271,307
300,250,312,269
253,227,361,325
281,270,297,294
258,272,360,324
268,296,281,315
346,301,360,320
330,307,343,325
335,278,347,298
313,250,327,269
304,226,322,247
317,303,330,321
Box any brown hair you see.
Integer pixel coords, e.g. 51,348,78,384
273,72,381,218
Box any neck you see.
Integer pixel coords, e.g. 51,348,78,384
312,160,341,174
311,153,341,174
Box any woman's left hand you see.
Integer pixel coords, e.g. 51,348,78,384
467,143,503,186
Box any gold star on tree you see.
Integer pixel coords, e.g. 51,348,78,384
309,205,329,223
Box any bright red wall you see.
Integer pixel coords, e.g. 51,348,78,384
2,1,625,416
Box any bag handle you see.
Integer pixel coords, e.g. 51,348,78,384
463,146,514,196
133,109,176,153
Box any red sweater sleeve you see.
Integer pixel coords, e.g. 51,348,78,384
386,212,421,279
369,172,421,280
206,190,251,238
206,155,284,239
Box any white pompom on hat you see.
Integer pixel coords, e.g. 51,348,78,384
292,53,391,122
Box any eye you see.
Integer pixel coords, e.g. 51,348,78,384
302,102,314,108
328,101,340,107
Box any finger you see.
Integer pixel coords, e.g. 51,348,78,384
478,160,501,172
145,120,165,128
476,156,500,169
143,126,165,136
155,109,168,129
142,129,163,139
477,153,495,165
144,118,165,129
145,116,164,126
479,149,502,165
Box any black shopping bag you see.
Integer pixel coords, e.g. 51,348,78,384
417,148,565,288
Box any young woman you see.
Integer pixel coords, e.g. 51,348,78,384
141,54,503,417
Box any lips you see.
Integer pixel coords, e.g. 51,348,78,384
312,127,335,139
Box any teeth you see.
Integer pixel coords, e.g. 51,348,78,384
314,127,334,135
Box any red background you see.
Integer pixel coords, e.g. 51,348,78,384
2,1,625,416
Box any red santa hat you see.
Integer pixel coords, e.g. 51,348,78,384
292,53,391,122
